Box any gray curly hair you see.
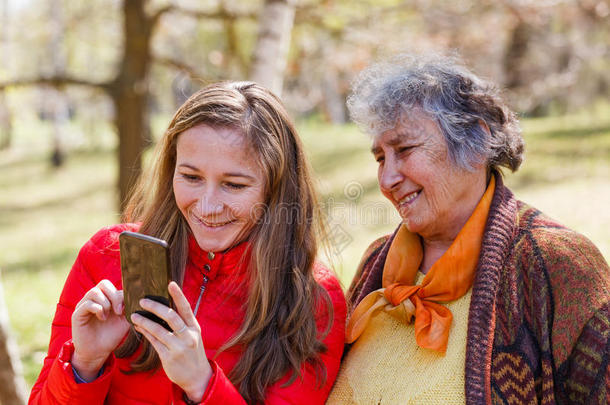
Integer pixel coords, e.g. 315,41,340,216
347,54,524,172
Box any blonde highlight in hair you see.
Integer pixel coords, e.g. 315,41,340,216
116,82,332,403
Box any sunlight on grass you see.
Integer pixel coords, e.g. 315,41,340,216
1,103,609,389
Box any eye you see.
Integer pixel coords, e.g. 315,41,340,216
397,146,413,154
374,155,385,163
181,173,200,182
225,182,247,190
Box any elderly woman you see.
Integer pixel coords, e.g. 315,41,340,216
327,55,609,404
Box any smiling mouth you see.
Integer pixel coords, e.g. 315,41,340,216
397,190,421,207
195,217,235,228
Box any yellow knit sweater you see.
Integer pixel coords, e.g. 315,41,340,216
327,272,472,405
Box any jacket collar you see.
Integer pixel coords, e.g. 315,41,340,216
187,234,252,281
464,172,518,404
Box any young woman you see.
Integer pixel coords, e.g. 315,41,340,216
29,82,347,405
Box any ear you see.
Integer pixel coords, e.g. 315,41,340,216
475,119,491,172
478,119,491,137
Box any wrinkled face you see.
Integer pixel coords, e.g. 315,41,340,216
173,124,266,252
372,109,487,242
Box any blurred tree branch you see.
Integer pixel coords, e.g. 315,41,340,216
153,56,206,81
0,76,112,92
159,4,257,21
294,2,417,35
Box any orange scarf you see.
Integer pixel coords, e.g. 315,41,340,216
346,176,495,353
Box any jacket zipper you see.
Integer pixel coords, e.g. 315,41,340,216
193,274,209,317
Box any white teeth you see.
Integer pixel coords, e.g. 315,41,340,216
399,191,420,205
204,221,230,227
196,217,232,227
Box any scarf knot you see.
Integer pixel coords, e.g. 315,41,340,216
384,283,419,306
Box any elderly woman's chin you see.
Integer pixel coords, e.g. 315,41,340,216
397,212,436,239
399,215,421,234
395,204,418,230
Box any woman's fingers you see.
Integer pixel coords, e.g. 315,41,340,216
168,281,198,327
77,280,123,319
77,289,111,320
134,282,202,349
131,312,174,348
134,323,168,357
77,300,107,321
137,282,197,331
96,279,124,315
138,297,185,333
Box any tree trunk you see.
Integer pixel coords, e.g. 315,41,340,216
111,0,153,211
48,0,68,167
47,86,69,167
0,273,27,405
0,0,11,150
503,19,531,89
250,0,296,96
0,92,10,150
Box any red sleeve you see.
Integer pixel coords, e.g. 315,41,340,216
171,360,246,405
172,263,347,405
30,340,117,405
28,225,132,405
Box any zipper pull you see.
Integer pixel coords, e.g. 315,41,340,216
193,274,209,317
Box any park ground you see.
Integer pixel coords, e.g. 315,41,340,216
1,103,609,388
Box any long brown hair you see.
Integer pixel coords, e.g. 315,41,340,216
117,81,333,403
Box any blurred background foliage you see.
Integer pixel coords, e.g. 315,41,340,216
0,0,609,398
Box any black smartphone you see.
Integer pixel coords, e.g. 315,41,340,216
119,231,173,331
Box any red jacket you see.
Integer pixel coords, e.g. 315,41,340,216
29,224,347,404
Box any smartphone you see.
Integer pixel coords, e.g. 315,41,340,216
119,231,173,331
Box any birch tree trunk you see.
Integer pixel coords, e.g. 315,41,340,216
0,272,27,405
249,0,296,97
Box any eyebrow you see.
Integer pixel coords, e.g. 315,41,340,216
177,164,257,181
370,135,405,154
225,172,257,181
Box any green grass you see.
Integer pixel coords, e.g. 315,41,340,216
1,104,609,389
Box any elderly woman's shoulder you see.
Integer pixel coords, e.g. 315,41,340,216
360,235,392,267
511,200,609,369
513,200,609,280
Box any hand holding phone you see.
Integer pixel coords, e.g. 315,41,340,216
71,279,130,381
119,231,173,331
120,232,213,400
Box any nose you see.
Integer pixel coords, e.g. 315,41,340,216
194,188,224,217
378,156,403,193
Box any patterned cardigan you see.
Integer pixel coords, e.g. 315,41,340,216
346,175,609,404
